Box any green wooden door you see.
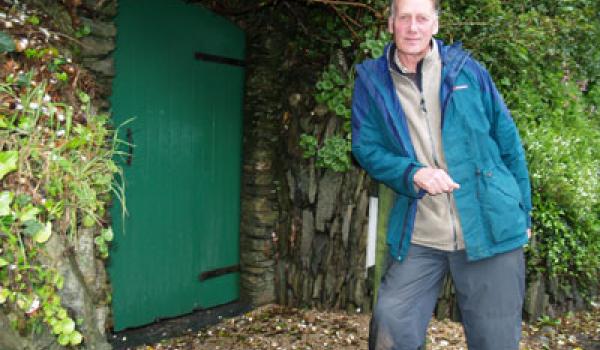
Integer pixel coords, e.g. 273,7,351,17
109,0,245,331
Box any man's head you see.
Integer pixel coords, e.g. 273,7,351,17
389,0,439,17
388,0,439,62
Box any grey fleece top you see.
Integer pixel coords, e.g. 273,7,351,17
389,40,465,251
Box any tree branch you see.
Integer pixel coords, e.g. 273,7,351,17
306,0,380,15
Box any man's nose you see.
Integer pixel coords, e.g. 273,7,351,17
409,17,418,31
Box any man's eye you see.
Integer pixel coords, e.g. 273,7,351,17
417,16,429,22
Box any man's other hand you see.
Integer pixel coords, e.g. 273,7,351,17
414,167,460,195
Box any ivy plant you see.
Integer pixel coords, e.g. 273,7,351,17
0,77,126,346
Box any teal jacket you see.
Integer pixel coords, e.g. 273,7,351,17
351,40,532,261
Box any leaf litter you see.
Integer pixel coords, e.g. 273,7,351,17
133,304,599,350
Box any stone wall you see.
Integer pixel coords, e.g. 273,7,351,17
228,4,376,311
78,0,117,111
237,32,282,305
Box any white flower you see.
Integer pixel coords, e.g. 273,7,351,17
39,27,50,39
17,37,28,48
57,113,65,122
29,102,39,109
26,297,40,314
43,94,51,102
56,130,65,137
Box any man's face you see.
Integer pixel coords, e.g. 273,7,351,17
388,0,438,59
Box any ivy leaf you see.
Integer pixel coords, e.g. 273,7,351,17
102,227,114,242
0,191,14,216
33,222,52,244
58,333,70,346
69,331,83,345
82,215,95,227
18,205,40,222
60,317,75,334
0,31,15,53
0,151,18,180
23,219,44,237
27,16,40,26
0,257,9,267
0,288,8,303
14,194,32,207
77,91,90,104
321,80,334,91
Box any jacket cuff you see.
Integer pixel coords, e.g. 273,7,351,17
404,163,426,198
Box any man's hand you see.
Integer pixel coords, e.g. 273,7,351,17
414,167,460,195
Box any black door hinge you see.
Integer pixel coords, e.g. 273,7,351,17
199,264,240,282
195,52,245,67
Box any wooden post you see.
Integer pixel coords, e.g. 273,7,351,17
373,184,394,305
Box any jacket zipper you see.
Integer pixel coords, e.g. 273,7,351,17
419,95,459,250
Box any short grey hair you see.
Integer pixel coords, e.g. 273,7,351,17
389,0,440,17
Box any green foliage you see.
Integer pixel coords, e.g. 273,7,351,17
296,0,600,299
27,15,40,26
512,77,600,294
74,24,91,38
0,77,126,346
315,64,353,126
298,0,390,167
299,134,318,158
315,135,352,172
537,314,561,327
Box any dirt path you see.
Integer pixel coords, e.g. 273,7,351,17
132,304,599,350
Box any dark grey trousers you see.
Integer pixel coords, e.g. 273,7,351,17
369,244,525,350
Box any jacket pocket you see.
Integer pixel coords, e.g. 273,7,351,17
478,163,527,244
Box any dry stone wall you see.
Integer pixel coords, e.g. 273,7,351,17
78,0,117,111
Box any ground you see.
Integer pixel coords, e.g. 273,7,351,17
128,304,599,350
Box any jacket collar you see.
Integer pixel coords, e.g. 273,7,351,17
388,39,439,75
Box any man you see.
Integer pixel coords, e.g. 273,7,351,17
351,0,532,349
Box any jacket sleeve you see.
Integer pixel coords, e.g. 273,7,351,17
351,76,425,199
479,66,533,227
